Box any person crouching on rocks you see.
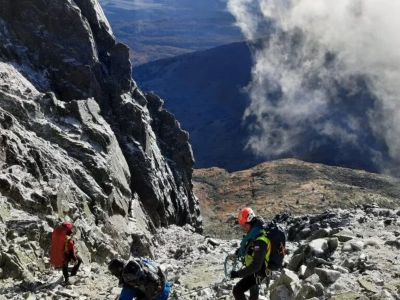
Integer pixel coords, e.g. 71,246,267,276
108,257,171,300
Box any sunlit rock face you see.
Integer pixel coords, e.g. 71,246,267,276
0,0,202,275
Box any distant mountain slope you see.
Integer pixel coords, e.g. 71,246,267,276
193,158,400,236
134,41,264,171
134,39,390,174
98,0,243,65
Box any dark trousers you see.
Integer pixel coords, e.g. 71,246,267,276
233,275,260,300
62,254,82,282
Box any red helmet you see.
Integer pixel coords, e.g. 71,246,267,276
61,221,73,232
238,207,255,225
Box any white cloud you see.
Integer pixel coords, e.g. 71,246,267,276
227,0,400,172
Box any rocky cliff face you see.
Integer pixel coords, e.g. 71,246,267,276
0,0,201,279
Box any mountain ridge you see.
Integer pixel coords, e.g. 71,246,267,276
134,41,261,171
98,0,243,65
193,158,400,237
135,37,393,175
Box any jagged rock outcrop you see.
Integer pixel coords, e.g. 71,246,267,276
0,0,201,280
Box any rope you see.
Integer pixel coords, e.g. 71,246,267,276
224,255,239,278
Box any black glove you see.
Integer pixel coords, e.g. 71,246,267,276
230,271,239,279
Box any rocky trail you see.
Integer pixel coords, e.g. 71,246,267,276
2,204,400,299
0,1,399,299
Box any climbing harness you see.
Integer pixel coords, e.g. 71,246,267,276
255,268,272,285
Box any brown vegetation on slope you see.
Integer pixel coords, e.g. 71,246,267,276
193,158,400,237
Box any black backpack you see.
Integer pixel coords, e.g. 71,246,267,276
264,221,286,270
122,258,166,299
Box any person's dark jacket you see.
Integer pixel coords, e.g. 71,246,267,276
236,217,270,278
